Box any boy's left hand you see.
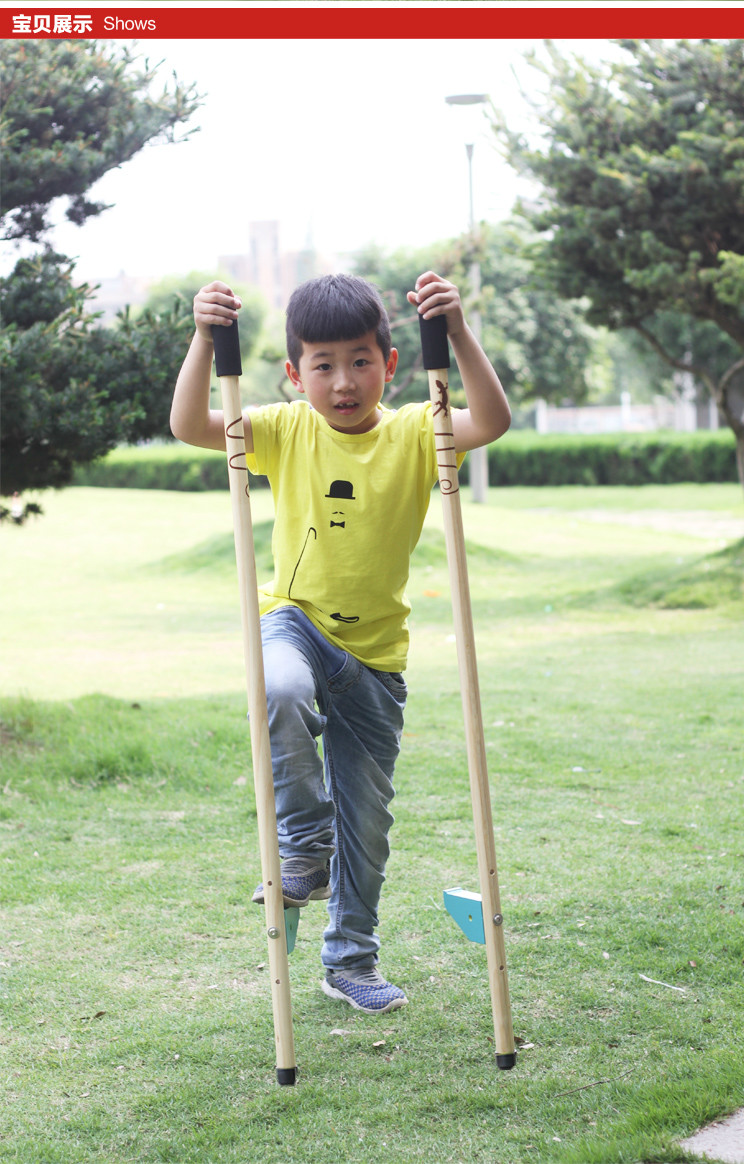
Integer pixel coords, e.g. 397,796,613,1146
407,271,466,338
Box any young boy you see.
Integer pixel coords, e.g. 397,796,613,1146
170,270,510,1015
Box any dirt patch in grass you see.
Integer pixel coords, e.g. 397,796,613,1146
572,508,743,541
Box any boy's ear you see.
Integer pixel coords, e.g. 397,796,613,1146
285,359,304,393
385,347,399,383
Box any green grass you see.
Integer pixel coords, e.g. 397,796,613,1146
1,483,743,1163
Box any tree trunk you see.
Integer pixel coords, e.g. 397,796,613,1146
711,358,744,500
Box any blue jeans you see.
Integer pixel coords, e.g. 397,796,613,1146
260,606,407,971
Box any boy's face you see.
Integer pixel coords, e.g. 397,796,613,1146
285,330,398,435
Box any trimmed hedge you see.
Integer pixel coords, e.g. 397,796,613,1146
488,429,738,487
71,429,739,492
72,443,268,491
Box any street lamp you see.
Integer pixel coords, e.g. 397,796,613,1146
445,93,489,503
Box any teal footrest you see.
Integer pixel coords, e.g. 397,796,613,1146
443,888,485,945
284,907,300,954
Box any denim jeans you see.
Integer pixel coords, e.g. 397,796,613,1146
260,606,407,971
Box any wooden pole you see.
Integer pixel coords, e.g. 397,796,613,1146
212,321,297,1086
419,312,516,1069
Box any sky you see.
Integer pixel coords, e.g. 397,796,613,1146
4,28,627,285
3,3,728,287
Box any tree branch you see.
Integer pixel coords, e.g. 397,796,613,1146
389,312,420,332
633,323,717,399
720,354,744,395
552,1068,634,1099
384,352,423,404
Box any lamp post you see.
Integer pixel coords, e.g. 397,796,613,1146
445,93,489,503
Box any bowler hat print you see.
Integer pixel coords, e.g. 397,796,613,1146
325,480,356,500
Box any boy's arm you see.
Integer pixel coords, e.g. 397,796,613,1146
408,271,511,453
170,281,254,453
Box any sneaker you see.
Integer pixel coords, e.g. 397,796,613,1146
252,856,331,908
322,967,408,1015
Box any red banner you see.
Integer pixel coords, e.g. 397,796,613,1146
2,8,742,41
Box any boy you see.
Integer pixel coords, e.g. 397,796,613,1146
170,270,510,1014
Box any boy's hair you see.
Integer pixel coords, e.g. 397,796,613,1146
286,273,391,369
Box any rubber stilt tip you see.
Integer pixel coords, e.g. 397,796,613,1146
276,1066,298,1086
496,1052,517,1071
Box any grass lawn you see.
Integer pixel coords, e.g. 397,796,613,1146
1,483,743,1163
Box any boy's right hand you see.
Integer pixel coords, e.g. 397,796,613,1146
194,281,242,343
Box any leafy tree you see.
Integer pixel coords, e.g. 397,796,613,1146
142,270,266,379
475,221,596,406
353,240,455,404
1,39,197,241
353,222,595,411
491,38,744,487
0,39,201,507
1,253,195,497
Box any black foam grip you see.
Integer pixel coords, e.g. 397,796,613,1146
418,311,450,371
276,1066,297,1086
211,321,242,378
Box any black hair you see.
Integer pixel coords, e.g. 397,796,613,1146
285,273,391,370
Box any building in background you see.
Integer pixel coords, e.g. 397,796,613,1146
87,271,153,325
219,220,343,311
534,392,720,435
87,221,345,321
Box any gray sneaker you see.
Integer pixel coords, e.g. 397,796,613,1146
252,856,331,908
322,967,408,1014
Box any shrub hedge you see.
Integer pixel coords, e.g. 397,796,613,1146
72,429,739,491
72,443,268,491
489,429,738,487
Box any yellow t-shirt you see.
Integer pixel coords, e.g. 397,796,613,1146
246,400,444,671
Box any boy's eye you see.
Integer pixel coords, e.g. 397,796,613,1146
353,358,370,367
315,362,331,371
